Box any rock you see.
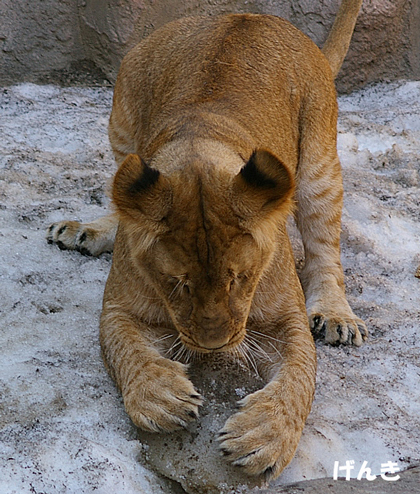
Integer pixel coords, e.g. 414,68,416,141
138,353,267,494
1,1,419,92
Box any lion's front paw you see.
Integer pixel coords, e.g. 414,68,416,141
310,311,367,346
217,389,303,480
47,220,113,256
123,359,203,433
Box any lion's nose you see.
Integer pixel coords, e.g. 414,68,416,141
195,315,232,350
196,333,230,350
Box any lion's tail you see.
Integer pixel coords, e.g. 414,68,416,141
322,0,363,79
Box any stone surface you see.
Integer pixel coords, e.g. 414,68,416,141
335,0,420,92
1,1,420,91
0,0,84,84
76,0,420,92
138,353,267,493
78,0,294,84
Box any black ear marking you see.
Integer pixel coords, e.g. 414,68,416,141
128,160,160,195
233,149,294,216
240,151,277,189
113,154,172,222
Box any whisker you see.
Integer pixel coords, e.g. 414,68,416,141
168,279,183,300
185,348,196,365
265,340,284,360
245,331,285,362
247,329,286,343
247,350,260,376
236,341,259,376
247,329,294,346
172,344,185,361
233,344,246,368
153,333,176,344
166,336,182,356
245,335,274,362
231,343,243,363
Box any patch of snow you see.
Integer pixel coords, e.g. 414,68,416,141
1,80,419,492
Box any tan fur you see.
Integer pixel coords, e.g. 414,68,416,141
47,1,367,480
322,0,363,78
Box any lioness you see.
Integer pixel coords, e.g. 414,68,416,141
47,0,367,480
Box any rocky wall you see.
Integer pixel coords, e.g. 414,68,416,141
1,1,419,92
0,0,84,84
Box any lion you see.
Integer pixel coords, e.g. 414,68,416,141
47,0,367,480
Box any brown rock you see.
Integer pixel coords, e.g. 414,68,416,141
1,1,419,92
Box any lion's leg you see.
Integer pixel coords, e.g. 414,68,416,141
295,148,367,346
218,315,316,480
100,305,202,432
47,213,118,256
47,91,137,256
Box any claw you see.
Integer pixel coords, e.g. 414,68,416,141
263,465,275,481
187,410,198,420
233,448,262,466
220,448,232,457
312,315,322,328
311,315,326,339
189,393,202,401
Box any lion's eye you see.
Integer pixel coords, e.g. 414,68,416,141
229,272,244,288
168,274,187,283
168,275,190,297
230,271,249,289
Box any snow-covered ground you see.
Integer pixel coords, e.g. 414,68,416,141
0,81,419,493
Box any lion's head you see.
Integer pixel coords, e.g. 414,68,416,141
112,148,294,353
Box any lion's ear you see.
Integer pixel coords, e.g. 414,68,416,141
112,154,172,222
232,150,294,218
